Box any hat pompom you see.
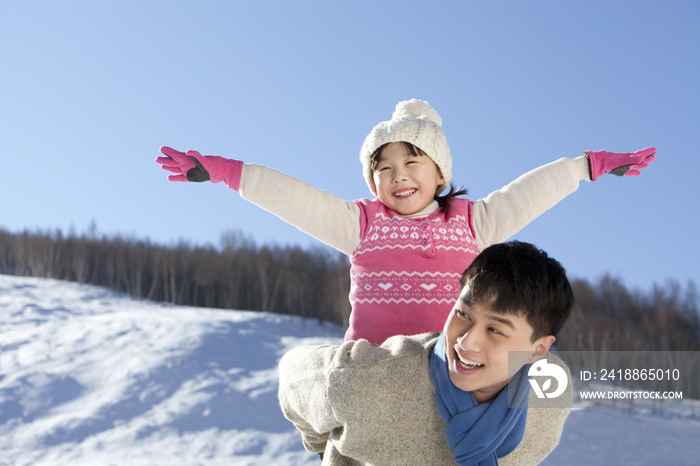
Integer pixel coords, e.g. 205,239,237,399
392,99,442,127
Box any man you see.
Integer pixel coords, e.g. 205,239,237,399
279,241,573,465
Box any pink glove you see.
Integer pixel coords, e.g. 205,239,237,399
585,147,656,182
156,146,243,191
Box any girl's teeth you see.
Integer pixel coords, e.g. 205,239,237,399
395,189,416,197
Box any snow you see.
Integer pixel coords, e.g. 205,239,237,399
1,274,699,465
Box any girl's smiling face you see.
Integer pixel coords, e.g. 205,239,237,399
371,142,444,215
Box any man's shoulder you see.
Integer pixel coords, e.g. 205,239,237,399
335,333,440,369
280,333,440,375
382,332,441,356
326,334,441,426
322,333,455,464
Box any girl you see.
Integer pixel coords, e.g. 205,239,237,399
156,99,655,345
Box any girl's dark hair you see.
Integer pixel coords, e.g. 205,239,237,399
370,142,467,212
436,183,468,212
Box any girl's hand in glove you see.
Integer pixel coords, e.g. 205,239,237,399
156,146,243,191
585,147,656,181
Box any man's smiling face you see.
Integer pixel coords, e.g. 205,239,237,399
443,285,555,404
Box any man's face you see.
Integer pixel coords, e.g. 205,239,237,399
443,285,554,404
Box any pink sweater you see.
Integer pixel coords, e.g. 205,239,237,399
347,198,479,344
239,156,590,346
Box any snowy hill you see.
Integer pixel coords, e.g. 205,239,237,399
1,274,699,465
0,274,344,465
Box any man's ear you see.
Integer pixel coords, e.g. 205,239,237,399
525,335,555,364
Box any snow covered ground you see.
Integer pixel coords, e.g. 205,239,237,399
1,274,699,465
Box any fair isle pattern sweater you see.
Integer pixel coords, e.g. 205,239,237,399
239,156,590,345
346,198,479,343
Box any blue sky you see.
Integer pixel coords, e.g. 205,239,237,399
1,0,698,292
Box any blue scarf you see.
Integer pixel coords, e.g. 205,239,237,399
429,335,530,466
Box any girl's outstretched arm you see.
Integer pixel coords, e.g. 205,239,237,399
471,148,656,250
239,164,362,255
156,146,362,255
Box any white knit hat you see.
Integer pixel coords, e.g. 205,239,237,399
360,99,452,195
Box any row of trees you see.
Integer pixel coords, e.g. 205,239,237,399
0,228,351,326
1,226,698,352
558,276,700,352
557,276,700,400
